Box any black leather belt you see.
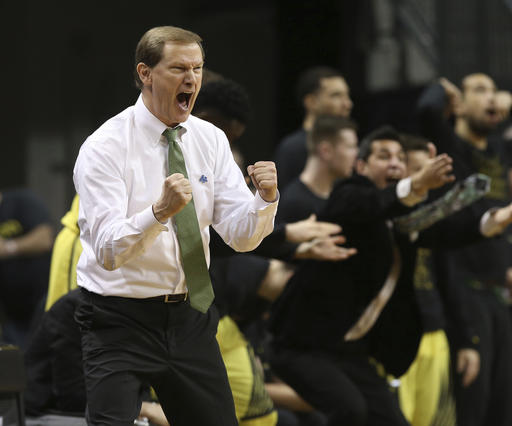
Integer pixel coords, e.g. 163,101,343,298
145,293,188,303
80,288,188,304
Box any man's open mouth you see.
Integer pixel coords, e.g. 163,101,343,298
485,107,498,119
386,177,400,185
177,92,193,111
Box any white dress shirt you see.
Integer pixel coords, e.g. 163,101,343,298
73,95,278,298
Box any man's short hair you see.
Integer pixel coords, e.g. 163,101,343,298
296,66,344,106
460,72,495,97
400,133,430,153
134,26,204,90
307,115,357,153
358,126,402,161
194,78,251,125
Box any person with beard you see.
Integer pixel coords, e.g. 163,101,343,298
270,127,455,426
274,67,353,190
270,126,512,426
417,74,512,426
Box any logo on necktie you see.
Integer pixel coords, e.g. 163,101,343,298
199,175,208,183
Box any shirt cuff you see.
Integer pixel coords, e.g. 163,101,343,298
135,205,169,232
397,177,427,207
480,208,503,237
253,190,280,210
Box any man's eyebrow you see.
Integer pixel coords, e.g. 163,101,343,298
168,58,204,66
473,83,493,90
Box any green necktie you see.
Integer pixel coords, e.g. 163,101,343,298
164,127,214,313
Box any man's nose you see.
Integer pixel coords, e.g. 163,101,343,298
184,69,196,84
389,156,402,168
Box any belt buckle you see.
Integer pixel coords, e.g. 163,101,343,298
164,293,188,303
164,294,175,303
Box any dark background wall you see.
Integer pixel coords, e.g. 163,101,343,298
1,0,512,224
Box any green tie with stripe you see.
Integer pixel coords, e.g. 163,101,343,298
164,126,214,313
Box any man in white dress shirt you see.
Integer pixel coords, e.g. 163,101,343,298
73,26,278,426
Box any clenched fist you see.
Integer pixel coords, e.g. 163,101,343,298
247,161,278,202
152,173,193,223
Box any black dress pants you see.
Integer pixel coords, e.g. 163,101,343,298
271,344,408,426
75,289,237,426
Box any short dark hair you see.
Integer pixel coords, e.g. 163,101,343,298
358,125,402,161
194,78,251,125
134,26,204,90
308,115,357,153
296,66,344,106
400,133,430,153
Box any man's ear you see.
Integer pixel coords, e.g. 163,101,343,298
303,93,317,113
355,158,366,175
317,141,333,161
453,94,465,117
137,62,152,86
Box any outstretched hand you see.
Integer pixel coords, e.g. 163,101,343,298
295,235,357,262
285,214,342,243
411,144,455,197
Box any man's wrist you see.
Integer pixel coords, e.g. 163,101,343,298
152,204,167,224
3,240,18,256
260,190,278,203
294,240,315,259
410,175,428,198
397,177,427,207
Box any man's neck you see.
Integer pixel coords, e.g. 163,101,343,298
300,157,334,199
455,119,488,150
141,90,177,127
302,113,316,131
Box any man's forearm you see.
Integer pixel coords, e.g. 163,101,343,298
0,224,53,258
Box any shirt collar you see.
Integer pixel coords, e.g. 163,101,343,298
134,95,191,146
